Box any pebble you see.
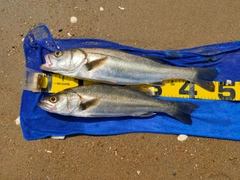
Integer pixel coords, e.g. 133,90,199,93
177,134,188,142
229,156,237,160
70,16,78,23
100,7,104,11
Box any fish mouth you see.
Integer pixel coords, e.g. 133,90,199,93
45,54,53,66
38,100,55,111
40,54,53,70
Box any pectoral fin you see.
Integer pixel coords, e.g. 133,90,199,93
79,98,100,110
85,57,108,71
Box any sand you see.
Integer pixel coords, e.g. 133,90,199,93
1,0,240,179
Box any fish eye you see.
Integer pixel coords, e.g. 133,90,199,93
54,51,63,58
49,96,58,103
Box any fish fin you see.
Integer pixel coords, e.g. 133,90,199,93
85,57,108,71
194,68,218,92
127,85,155,96
139,112,156,117
151,81,165,86
166,102,198,125
79,98,100,110
132,112,156,117
144,56,167,64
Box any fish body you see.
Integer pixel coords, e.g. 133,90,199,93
38,85,198,124
41,48,218,91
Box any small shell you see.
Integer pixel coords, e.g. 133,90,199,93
100,7,104,11
51,136,65,140
177,134,188,142
45,150,52,153
118,6,125,10
70,16,78,23
226,79,232,85
15,116,20,125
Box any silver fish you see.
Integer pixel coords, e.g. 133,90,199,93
40,48,218,91
38,85,198,124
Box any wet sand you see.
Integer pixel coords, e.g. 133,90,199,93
1,1,240,179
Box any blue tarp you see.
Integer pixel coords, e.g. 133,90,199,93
20,24,240,140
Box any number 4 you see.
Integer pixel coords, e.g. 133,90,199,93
179,81,197,97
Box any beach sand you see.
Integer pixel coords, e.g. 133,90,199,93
1,1,240,179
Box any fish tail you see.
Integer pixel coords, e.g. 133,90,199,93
166,102,198,125
194,68,218,92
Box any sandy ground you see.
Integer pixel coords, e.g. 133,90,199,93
1,0,240,179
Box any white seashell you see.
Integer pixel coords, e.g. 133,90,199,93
177,134,188,142
226,79,232,85
15,116,20,125
70,16,78,23
51,136,65,140
118,6,125,10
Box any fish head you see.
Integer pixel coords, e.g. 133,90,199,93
38,91,81,115
40,49,86,74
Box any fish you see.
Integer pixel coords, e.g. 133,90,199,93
38,84,198,124
40,48,218,92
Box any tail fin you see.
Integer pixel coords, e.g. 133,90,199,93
167,102,198,125
194,68,218,92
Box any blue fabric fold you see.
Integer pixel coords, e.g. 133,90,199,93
20,24,240,140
